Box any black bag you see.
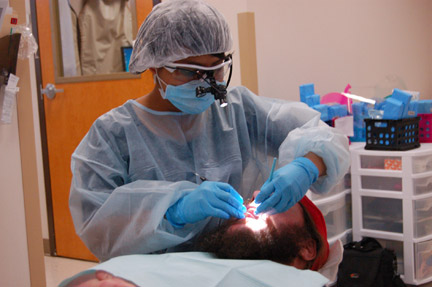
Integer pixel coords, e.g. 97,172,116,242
337,237,406,287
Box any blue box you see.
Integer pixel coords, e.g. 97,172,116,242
391,89,412,117
328,104,348,119
313,104,330,122
305,94,320,107
418,100,432,114
407,101,418,117
299,83,315,103
382,98,404,120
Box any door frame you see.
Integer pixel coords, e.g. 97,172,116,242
31,0,56,256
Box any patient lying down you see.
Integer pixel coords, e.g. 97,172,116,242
196,193,328,270
61,195,330,287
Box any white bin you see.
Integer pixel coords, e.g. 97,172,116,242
361,196,402,233
315,192,351,239
415,239,432,280
360,175,402,192
328,229,352,247
413,154,432,174
309,173,350,201
414,196,432,238
360,155,402,170
413,176,432,195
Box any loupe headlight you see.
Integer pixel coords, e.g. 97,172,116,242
196,76,229,107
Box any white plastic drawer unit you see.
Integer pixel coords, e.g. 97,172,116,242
361,175,402,192
350,144,432,285
362,196,402,233
315,192,352,239
415,239,432,280
414,196,432,238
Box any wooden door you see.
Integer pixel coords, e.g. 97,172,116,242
35,0,154,261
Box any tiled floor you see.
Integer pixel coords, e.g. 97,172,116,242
44,256,97,287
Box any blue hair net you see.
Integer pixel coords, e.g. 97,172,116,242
129,0,233,73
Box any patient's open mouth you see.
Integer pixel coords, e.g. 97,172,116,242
245,203,259,219
244,201,268,231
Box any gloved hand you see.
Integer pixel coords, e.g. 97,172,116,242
255,157,319,214
166,181,246,227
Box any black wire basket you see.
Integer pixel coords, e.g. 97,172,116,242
364,117,420,151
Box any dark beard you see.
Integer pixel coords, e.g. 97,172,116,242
195,220,311,265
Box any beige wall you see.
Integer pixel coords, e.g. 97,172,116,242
0,98,31,286
206,1,432,100
248,0,432,100
0,5,31,287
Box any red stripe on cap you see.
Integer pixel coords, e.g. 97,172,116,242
300,195,329,271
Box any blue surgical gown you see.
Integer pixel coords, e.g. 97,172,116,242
69,86,350,261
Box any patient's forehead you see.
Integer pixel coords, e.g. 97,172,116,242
249,190,306,229
269,203,305,230
226,202,305,235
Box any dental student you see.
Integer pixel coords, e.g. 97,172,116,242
69,0,350,261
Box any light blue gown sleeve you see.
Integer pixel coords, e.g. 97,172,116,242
272,104,350,193
279,118,350,193
69,117,211,261
231,86,350,194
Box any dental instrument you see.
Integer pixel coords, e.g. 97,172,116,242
268,157,277,181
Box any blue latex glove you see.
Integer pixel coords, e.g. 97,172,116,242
255,157,319,214
166,181,246,227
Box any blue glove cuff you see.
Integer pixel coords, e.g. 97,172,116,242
165,200,186,229
292,157,319,184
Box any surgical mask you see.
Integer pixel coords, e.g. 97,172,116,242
155,74,219,114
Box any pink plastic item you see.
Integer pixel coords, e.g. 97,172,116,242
418,113,432,143
321,84,353,113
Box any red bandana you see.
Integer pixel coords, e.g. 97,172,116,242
300,195,329,271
